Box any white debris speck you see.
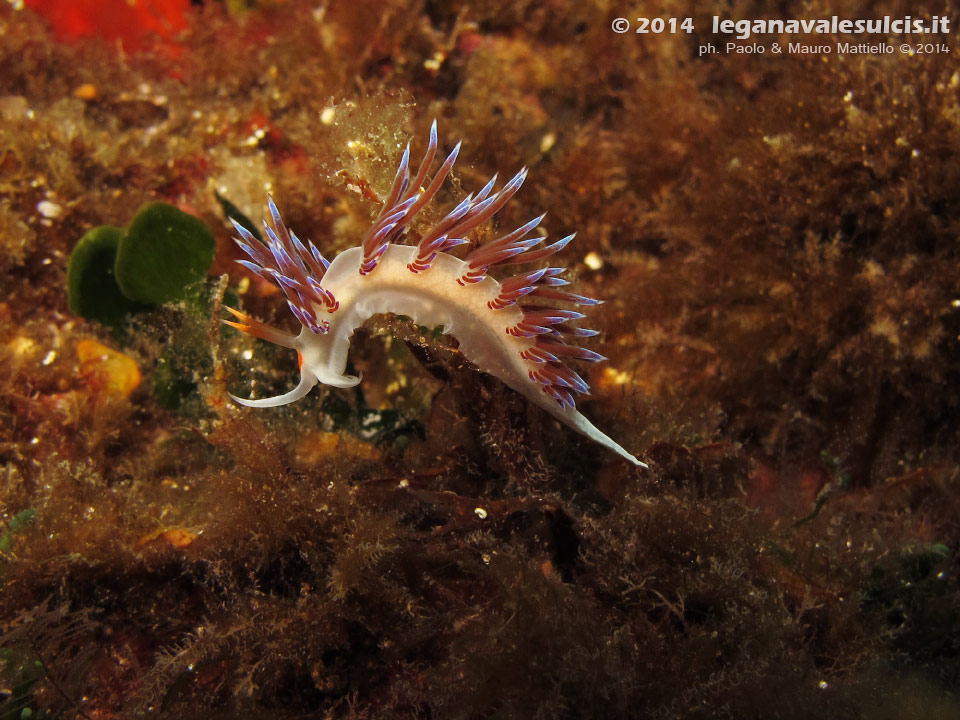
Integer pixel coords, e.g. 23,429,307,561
37,200,62,219
540,132,556,154
424,52,445,71
584,252,603,270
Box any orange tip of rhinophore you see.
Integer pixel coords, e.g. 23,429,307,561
222,305,251,321
221,319,249,333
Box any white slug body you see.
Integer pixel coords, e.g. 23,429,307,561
225,122,644,467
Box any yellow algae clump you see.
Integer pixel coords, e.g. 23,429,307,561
293,429,381,466
136,528,200,549
76,339,141,399
161,528,199,548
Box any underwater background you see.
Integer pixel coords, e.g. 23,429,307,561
1,0,958,717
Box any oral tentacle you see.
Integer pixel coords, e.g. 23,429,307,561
229,370,318,408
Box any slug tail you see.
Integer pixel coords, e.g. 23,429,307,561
570,411,648,467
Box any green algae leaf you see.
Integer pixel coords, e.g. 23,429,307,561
214,190,261,242
115,202,215,304
67,226,150,326
0,508,35,555
930,543,951,557
7,508,35,532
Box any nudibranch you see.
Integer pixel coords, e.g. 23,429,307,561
224,121,645,467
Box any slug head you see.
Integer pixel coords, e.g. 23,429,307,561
223,306,359,408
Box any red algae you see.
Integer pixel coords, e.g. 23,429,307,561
24,0,190,50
